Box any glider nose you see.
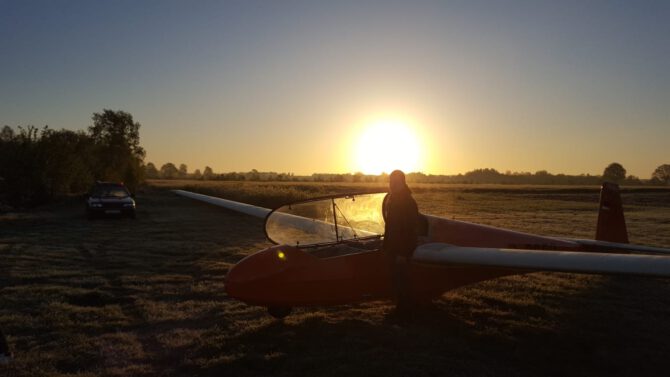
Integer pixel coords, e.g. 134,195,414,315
224,246,294,301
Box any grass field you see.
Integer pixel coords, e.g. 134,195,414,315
1,181,669,376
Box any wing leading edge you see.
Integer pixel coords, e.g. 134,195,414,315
560,238,670,256
173,190,270,218
414,243,670,278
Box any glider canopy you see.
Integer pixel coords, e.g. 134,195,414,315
265,192,387,247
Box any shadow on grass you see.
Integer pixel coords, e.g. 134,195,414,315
181,272,670,377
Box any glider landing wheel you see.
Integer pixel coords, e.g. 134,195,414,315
267,306,292,319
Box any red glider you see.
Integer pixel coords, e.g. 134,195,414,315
176,183,670,318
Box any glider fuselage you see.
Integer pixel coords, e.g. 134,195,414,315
225,215,578,307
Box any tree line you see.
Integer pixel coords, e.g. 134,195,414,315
149,162,670,185
2,109,669,209
145,165,295,181
0,110,145,207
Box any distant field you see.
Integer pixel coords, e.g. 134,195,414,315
1,182,669,376
152,179,670,246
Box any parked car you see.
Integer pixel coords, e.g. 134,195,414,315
86,182,136,219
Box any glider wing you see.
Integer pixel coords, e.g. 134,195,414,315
558,238,670,256
173,190,271,218
413,243,670,278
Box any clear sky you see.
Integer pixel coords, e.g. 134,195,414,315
1,0,668,177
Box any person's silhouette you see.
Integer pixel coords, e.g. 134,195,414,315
382,170,419,319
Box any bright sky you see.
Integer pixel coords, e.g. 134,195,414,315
1,1,668,177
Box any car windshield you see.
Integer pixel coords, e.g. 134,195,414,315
93,185,129,198
265,192,386,247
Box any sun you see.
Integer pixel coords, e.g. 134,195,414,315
352,119,422,174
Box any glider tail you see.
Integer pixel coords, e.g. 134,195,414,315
595,182,629,243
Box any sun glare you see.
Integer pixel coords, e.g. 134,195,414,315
353,119,422,174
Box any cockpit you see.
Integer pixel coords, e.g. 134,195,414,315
264,192,387,257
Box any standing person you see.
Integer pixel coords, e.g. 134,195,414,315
382,170,420,320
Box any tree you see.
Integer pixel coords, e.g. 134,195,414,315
39,128,95,196
0,126,49,204
463,168,502,184
178,163,188,178
145,162,159,179
203,166,214,180
624,175,641,185
88,110,145,192
160,163,179,179
652,164,670,185
193,169,202,180
0,125,14,141
0,125,98,206
247,169,260,181
89,110,144,158
602,162,626,183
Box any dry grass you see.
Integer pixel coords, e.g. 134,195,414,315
1,181,669,376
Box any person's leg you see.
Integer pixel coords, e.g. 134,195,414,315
386,254,413,322
386,254,403,307
394,260,412,315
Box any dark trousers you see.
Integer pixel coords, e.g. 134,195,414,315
387,254,413,311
